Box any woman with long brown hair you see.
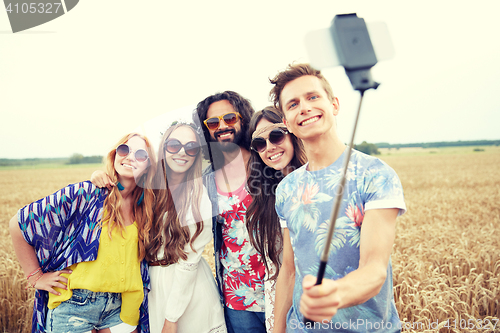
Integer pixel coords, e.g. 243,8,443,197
245,107,307,332
9,132,156,333
146,122,226,333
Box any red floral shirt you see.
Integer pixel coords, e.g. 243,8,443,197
218,183,265,311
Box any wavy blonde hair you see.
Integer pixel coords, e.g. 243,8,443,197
101,132,157,261
146,123,204,263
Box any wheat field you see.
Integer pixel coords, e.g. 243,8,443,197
1,147,499,332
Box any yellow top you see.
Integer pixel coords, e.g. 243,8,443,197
48,222,144,326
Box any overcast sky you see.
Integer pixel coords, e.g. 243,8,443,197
1,0,499,159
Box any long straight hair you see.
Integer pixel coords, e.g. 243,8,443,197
146,123,204,263
101,133,157,261
246,107,307,278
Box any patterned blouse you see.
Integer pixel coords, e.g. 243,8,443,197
17,181,150,333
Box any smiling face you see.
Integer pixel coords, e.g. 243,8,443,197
206,99,245,151
114,135,150,182
254,119,294,172
280,75,339,142
164,126,199,177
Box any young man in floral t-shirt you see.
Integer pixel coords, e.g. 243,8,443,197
195,91,267,333
270,64,406,333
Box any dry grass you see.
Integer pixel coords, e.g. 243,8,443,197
382,151,500,332
1,149,499,332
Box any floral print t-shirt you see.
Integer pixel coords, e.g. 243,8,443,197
276,149,406,332
218,182,265,312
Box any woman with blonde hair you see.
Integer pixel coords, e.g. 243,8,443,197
9,132,156,333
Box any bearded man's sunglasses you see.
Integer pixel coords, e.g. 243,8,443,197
203,112,242,130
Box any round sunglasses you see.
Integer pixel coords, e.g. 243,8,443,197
116,144,149,162
203,112,242,131
251,128,289,153
164,139,200,157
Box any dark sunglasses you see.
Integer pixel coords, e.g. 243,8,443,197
203,112,242,130
164,139,200,157
251,128,289,153
116,144,149,163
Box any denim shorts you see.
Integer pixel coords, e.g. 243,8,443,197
46,289,135,333
224,307,266,333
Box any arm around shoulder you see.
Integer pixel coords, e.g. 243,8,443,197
90,170,115,190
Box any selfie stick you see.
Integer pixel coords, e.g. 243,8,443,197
305,13,380,324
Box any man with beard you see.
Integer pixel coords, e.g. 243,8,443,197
194,91,267,333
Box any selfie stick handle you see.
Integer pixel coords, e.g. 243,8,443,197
304,89,366,324
321,90,364,263
303,12,384,324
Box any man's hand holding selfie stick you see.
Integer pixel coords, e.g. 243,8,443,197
301,13,390,325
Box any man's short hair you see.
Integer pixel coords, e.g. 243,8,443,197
194,91,254,156
269,63,335,112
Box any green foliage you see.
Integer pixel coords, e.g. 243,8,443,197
68,153,84,164
0,157,67,167
67,154,103,164
354,141,380,155
0,154,103,167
